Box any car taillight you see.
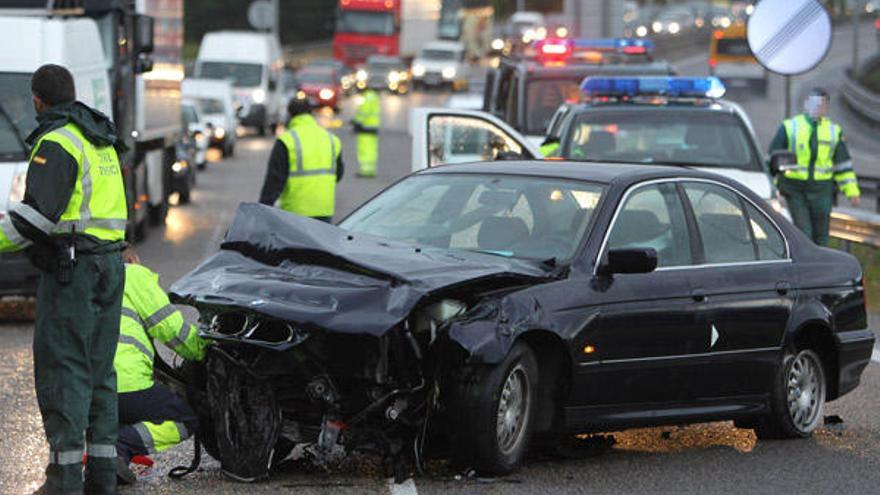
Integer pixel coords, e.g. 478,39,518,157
709,57,717,68
713,30,725,39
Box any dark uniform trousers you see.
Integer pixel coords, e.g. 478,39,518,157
34,252,124,493
117,383,199,462
779,178,835,246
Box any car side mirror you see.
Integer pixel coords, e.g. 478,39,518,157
134,14,154,54
769,150,798,176
598,248,658,276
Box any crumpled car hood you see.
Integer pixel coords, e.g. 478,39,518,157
170,203,547,336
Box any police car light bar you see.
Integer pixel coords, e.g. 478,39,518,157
581,77,727,99
571,38,655,54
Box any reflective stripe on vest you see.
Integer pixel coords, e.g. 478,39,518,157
30,124,127,241
278,119,340,217
783,115,840,182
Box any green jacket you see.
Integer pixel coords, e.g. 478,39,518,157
0,102,126,254
115,263,206,394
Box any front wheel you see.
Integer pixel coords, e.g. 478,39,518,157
756,348,826,439
451,342,538,475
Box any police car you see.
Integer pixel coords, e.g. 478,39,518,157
411,76,787,215
482,38,677,147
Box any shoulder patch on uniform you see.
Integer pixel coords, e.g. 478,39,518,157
32,155,47,165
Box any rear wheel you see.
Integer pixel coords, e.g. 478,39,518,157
756,348,826,439
451,342,538,475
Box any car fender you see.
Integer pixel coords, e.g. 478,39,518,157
781,300,834,349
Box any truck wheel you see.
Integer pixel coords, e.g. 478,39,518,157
451,342,538,475
756,348,826,440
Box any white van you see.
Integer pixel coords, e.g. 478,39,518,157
182,78,238,157
0,16,112,296
194,30,283,136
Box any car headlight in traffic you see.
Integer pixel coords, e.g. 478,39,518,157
171,160,187,173
719,16,731,28
536,26,547,40
213,127,226,139
8,172,26,203
555,26,569,38
252,89,266,104
412,64,426,77
388,71,400,83
193,131,206,145
491,38,505,51
652,21,663,33
442,67,456,79
668,22,681,34
636,25,648,37
356,69,368,82
296,90,307,100
318,88,335,100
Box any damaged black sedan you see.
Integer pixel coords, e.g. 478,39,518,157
170,161,875,480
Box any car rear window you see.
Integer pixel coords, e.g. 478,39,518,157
716,38,752,57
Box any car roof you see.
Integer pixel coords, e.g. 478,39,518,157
571,99,742,115
499,58,675,78
417,160,716,185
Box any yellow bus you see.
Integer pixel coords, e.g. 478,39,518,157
709,24,768,94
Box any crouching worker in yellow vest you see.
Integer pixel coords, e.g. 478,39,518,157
114,248,206,484
259,97,344,222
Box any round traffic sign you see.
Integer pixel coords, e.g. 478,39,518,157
747,0,832,75
247,0,275,31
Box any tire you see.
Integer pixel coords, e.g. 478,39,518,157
756,348,826,440
451,342,538,475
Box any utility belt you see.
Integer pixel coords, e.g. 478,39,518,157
28,235,124,285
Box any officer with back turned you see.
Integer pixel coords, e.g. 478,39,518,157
0,64,127,494
259,97,344,222
353,84,380,177
769,88,860,246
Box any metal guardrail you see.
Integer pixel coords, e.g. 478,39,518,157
830,174,880,248
841,61,880,123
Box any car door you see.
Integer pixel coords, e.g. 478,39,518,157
584,181,708,408
679,180,793,400
409,108,540,171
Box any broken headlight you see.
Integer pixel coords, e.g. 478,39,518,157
413,299,467,338
202,312,310,347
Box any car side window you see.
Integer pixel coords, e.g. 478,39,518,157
606,183,692,268
684,182,756,263
745,203,787,260
427,115,524,167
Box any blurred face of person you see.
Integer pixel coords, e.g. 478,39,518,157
804,94,829,119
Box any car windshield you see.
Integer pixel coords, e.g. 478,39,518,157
196,98,225,115
340,174,603,262
298,70,334,84
0,72,36,160
336,10,395,36
196,62,262,87
421,49,458,61
368,61,403,73
716,38,752,57
565,109,761,171
524,78,582,135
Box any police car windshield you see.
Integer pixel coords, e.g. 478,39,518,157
525,79,582,135
0,73,36,159
565,109,761,171
340,174,604,263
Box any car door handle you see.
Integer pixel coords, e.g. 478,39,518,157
691,289,707,302
776,281,792,295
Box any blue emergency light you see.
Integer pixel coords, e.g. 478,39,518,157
571,38,655,54
580,76,727,99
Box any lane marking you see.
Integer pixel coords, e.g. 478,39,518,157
872,349,880,364
388,477,419,495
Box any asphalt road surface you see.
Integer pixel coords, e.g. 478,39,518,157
2,25,880,495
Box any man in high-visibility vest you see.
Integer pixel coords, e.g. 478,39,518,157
259,97,344,222
114,249,205,484
352,85,380,177
769,88,860,246
539,137,560,157
0,64,127,494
